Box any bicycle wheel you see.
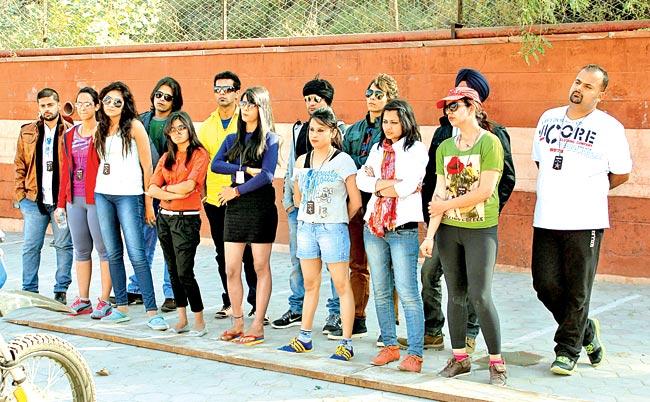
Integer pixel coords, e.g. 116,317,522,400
0,333,95,402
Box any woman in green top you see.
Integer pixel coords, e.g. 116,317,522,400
420,87,507,386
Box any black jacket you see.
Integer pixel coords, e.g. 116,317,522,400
421,116,516,222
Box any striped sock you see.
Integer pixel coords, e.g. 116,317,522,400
340,338,353,349
298,329,312,344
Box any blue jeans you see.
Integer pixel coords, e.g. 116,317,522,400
0,250,7,289
364,226,424,357
95,193,157,311
287,208,339,315
128,201,174,299
19,199,73,293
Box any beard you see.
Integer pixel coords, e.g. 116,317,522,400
569,91,583,104
42,112,59,122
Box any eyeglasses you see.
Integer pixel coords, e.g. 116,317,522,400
154,91,173,102
75,101,94,109
443,101,465,115
365,89,385,100
169,125,188,134
304,95,323,104
102,96,123,108
239,100,258,110
214,85,236,94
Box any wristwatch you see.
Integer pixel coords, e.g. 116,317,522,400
375,190,383,198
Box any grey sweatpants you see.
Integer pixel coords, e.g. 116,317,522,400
66,196,108,262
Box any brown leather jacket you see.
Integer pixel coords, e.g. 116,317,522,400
14,118,72,204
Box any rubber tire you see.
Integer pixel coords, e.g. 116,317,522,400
6,333,96,402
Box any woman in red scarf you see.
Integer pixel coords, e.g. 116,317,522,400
356,99,428,372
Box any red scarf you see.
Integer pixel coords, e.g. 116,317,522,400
368,141,398,237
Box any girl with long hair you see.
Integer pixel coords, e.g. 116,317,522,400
211,87,279,345
147,111,209,336
356,99,428,372
93,81,167,330
55,87,112,318
420,86,507,386
278,107,361,360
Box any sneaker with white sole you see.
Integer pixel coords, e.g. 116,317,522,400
214,305,232,319
100,309,131,323
271,310,302,329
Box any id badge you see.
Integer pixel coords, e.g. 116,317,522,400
75,169,84,181
235,170,245,184
457,186,467,196
46,161,53,172
306,200,315,215
552,155,563,170
102,163,111,175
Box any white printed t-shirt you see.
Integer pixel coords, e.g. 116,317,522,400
293,151,358,224
532,106,632,230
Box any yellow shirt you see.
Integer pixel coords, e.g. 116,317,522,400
197,108,239,206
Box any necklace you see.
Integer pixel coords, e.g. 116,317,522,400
552,107,593,170
309,146,334,170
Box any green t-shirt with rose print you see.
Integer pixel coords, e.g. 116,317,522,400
435,132,504,229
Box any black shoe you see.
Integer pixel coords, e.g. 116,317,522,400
54,292,67,305
585,318,605,366
327,317,368,340
248,308,270,326
322,313,341,334
550,356,577,375
271,310,302,329
161,298,177,312
127,292,144,305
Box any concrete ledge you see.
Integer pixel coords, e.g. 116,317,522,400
5,308,580,402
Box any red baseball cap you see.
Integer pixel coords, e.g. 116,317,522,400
436,87,482,109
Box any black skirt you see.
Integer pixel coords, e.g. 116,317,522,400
224,184,278,243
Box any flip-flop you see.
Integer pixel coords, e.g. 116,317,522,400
238,334,265,346
220,329,243,341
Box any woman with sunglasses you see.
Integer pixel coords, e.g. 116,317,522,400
54,87,112,318
278,107,361,361
212,87,279,346
420,87,507,386
147,111,209,337
92,81,168,330
357,99,428,372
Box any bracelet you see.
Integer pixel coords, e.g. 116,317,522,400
163,185,168,192
234,187,240,197
375,190,383,198
424,237,433,241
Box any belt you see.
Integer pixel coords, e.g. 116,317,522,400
159,209,200,216
392,222,419,231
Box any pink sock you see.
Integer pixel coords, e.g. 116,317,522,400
453,353,469,362
489,358,504,366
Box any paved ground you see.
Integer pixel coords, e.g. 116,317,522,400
1,231,649,401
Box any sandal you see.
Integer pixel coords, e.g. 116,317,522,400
220,314,244,341
237,333,265,346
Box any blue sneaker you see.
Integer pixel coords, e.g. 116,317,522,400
330,344,354,361
278,337,312,353
100,309,131,323
147,315,169,331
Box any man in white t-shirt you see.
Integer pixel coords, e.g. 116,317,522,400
531,64,632,376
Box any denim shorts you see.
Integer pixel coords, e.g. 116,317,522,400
296,221,350,264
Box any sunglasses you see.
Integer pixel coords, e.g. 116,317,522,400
154,91,173,102
365,89,385,100
443,101,465,114
304,95,323,104
239,100,258,110
75,101,94,109
169,124,188,134
214,85,236,94
102,96,123,108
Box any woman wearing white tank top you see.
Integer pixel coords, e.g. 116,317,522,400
93,81,168,330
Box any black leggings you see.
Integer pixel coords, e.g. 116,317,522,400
436,224,501,354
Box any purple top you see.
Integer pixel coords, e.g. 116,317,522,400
71,128,92,197
211,132,279,195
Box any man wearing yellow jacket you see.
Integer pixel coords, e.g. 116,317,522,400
198,71,259,321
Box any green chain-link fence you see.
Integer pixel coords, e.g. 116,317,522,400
1,0,648,51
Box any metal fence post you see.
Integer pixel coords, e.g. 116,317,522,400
389,0,399,31
222,0,228,40
42,0,48,45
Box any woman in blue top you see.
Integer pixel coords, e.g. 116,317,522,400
212,87,279,346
